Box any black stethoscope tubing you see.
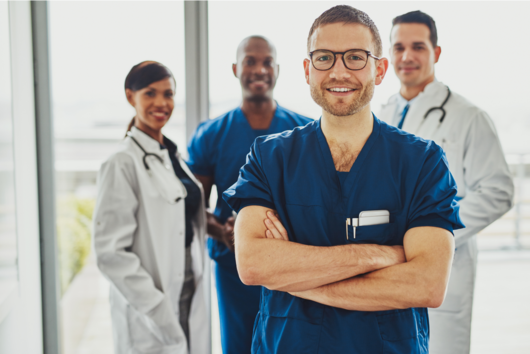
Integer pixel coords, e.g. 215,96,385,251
127,132,164,170
423,85,451,124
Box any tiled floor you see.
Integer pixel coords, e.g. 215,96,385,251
65,249,530,354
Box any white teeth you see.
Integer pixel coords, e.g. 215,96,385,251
329,88,353,92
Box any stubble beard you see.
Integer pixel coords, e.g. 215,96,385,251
310,79,375,117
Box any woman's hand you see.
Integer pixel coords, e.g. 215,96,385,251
263,211,290,241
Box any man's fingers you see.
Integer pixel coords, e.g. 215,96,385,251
264,218,286,240
267,211,289,240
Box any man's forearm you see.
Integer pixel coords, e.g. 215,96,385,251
237,236,402,292
290,227,455,311
236,206,405,292
291,259,437,311
454,188,512,247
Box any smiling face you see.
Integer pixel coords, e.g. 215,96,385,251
390,23,441,88
233,37,278,102
126,77,175,133
304,22,387,117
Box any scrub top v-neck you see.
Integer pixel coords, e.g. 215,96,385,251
224,115,464,354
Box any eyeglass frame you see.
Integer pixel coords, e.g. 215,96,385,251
308,49,381,71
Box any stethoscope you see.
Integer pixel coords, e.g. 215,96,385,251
423,85,451,123
126,131,164,170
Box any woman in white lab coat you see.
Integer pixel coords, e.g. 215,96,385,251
93,61,210,354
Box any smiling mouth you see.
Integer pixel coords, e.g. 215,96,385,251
399,66,419,71
151,112,168,120
327,87,355,93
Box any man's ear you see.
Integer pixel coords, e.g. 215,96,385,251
232,63,238,78
125,89,135,107
375,57,389,86
434,46,442,64
303,59,310,85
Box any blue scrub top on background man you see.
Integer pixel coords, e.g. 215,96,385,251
224,6,463,354
378,11,514,354
187,35,312,354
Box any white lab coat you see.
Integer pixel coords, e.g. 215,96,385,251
378,81,514,354
93,127,211,354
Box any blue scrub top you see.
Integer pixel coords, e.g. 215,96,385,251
187,104,313,266
223,116,464,353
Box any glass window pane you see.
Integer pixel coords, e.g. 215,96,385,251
48,2,185,353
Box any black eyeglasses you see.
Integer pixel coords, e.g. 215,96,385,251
309,49,381,71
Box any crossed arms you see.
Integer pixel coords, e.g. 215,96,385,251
235,206,455,311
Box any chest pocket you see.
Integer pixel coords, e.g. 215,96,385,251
347,222,400,246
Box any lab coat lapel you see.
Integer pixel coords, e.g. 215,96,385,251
401,99,425,133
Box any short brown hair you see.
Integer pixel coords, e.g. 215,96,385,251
307,5,383,57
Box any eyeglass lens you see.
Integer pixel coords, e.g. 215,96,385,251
312,50,368,71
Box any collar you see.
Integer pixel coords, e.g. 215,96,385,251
128,126,164,153
160,136,178,154
389,78,445,104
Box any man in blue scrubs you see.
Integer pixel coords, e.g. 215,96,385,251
187,36,312,353
223,5,464,353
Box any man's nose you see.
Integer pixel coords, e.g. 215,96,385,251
402,48,412,62
253,63,268,75
329,54,351,79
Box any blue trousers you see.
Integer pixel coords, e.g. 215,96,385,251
214,261,261,354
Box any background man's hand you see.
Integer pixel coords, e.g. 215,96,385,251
222,216,235,252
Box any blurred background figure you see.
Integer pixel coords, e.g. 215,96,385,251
92,61,210,354
187,36,312,353
378,11,514,354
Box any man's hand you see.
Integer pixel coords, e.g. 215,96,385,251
263,211,289,241
222,216,236,251
206,212,236,252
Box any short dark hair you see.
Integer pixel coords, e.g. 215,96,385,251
392,11,438,48
307,5,383,57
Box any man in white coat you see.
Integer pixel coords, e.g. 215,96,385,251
378,10,514,354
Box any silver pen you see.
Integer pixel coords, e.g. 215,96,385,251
346,218,359,240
